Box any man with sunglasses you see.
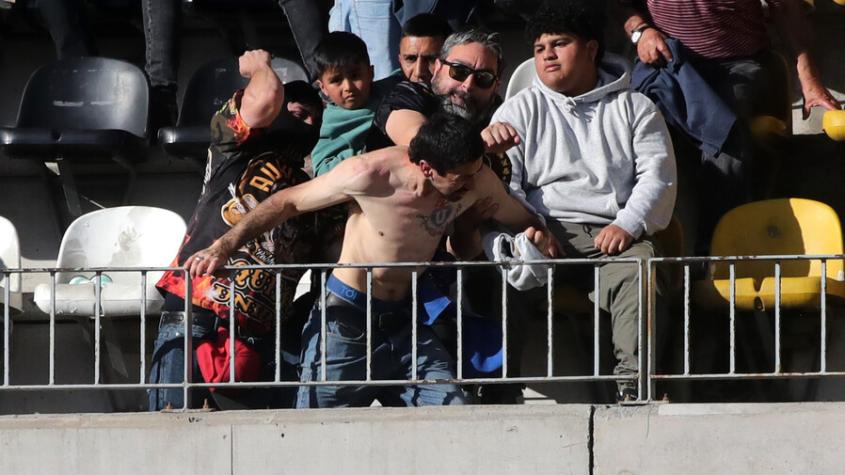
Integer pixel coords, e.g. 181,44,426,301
365,29,505,152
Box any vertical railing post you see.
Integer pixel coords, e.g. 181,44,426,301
183,270,193,410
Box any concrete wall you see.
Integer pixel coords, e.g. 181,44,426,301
593,402,845,474
4,403,845,474
0,405,590,475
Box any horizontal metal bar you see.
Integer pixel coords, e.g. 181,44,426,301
650,371,845,381
650,254,845,263
0,374,640,392
0,257,644,274
2,253,841,275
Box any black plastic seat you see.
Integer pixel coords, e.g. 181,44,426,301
0,57,150,218
0,56,149,162
159,56,307,162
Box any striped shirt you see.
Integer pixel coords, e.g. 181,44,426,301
644,0,779,59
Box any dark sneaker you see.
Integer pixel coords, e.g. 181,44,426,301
616,387,638,403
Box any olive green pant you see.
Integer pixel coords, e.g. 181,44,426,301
544,221,664,388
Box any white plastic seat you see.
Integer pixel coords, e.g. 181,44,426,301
505,58,535,100
0,216,22,315
34,206,187,317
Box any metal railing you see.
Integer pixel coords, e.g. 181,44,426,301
1,254,843,410
646,254,845,401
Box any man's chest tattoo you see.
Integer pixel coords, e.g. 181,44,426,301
416,198,463,237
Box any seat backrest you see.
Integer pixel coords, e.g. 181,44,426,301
178,58,248,127
16,57,149,138
270,57,308,87
710,198,845,281
178,56,308,127
505,58,535,100
55,206,187,285
0,216,21,293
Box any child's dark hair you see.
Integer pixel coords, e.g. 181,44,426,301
402,13,452,40
314,31,370,77
283,80,322,109
526,0,606,64
409,112,483,175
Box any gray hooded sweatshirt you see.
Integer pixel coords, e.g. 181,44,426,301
491,53,677,239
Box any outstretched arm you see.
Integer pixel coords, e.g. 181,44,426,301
186,153,378,276
450,166,559,259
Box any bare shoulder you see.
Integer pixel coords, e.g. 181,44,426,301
470,163,502,197
331,146,409,195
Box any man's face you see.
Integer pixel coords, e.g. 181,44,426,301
398,35,444,84
317,63,374,109
286,101,322,126
533,33,598,95
431,42,499,123
426,158,483,200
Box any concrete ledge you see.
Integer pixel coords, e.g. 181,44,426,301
594,402,845,474
0,405,590,475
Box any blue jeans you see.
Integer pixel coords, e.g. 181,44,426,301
328,0,400,80
148,309,302,411
297,277,466,408
147,311,214,411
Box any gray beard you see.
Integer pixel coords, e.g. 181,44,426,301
438,94,488,124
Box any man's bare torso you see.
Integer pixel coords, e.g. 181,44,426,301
333,148,478,301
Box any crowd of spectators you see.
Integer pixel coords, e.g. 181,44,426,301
4,0,842,409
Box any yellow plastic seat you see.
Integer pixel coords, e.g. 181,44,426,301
822,110,845,142
693,198,845,311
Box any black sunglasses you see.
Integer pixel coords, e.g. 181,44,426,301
441,60,498,89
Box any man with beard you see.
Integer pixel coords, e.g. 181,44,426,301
365,29,505,152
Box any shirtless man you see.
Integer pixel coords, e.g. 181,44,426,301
187,113,556,408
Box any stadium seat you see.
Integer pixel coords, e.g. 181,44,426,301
0,216,22,316
0,57,150,217
158,57,308,165
822,110,845,142
505,58,535,100
33,206,186,317
693,198,845,311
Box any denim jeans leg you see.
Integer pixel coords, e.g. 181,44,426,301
279,0,328,82
147,312,213,411
329,0,400,80
142,0,180,89
38,0,95,58
396,326,466,406
297,303,381,408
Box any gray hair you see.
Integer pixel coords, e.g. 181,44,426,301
440,29,504,74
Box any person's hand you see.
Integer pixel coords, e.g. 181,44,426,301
481,122,521,155
185,241,232,278
801,76,841,120
239,49,273,79
594,224,634,256
636,28,673,66
524,226,562,258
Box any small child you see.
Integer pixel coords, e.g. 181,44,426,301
310,31,399,176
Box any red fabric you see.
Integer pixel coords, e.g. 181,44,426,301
196,327,261,391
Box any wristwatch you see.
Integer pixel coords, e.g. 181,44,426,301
630,24,651,45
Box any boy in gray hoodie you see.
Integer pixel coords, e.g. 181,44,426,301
484,0,676,401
